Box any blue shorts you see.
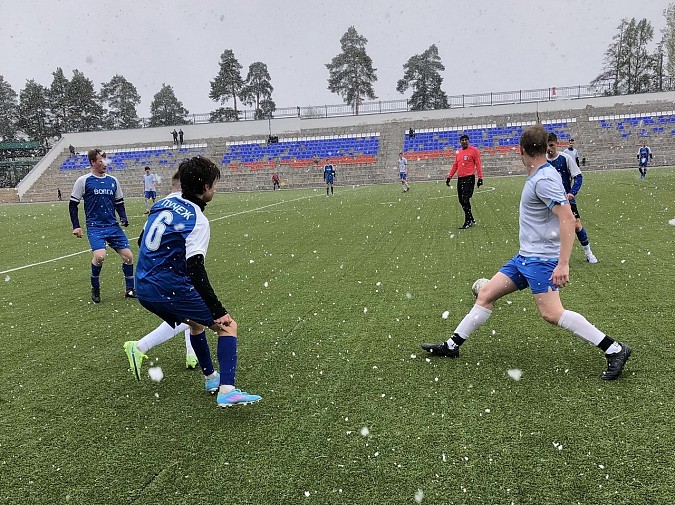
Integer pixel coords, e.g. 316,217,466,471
144,191,157,200
87,225,130,251
325,177,334,185
138,295,215,328
499,254,559,294
399,172,407,181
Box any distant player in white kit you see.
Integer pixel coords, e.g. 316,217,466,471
398,152,410,192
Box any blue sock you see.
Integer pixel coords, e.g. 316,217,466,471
217,336,237,386
576,228,589,246
189,331,215,376
122,263,134,290
91,263,102,288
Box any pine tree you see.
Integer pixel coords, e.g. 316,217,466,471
0,76,19,140
16,80,50,144
100,75,142,129
593,18,655,95
149,84,189,127
66,70,105,132
48,68,69,137
396,44,449,111
240,62,275,120
209,49,244,119
326,27,377,115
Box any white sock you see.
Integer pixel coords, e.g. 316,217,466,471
448,304,492,347
583,244,592,255
185,329,195,355
557,310,605,346
606,342,622,354
138,322,191,353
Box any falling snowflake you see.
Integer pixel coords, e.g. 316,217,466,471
148,367,164,382
442,310,449,319
4,275,10,282
249,259,255,264
414,489,424,503
264,281,269,288
360,427,370,437
507,369,522,381
668,218,675,226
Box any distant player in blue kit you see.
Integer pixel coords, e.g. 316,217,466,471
69,149,135,303
324,162,336,195
637,142,652,179
143,166,157,214
546,133,598,264
131,156,261,408
398,152,410,192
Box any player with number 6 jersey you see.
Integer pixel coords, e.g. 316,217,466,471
134,156,261,408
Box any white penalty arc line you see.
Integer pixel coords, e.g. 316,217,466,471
1,193,319,275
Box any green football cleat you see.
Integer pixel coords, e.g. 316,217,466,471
123,341,148,381
185,354,198,369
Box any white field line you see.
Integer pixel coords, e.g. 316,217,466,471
1,194,316,275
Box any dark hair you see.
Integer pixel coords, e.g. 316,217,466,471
460,134,469,141
547,132,558,143
144,166,150,170
520,125,548,157
87,148,103,165
179,156,220,196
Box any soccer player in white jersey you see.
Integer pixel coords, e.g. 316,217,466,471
130,156,261,407
124,172,198,371
563,138,580,167
398,152,410,192
69,149,135,303
143,166,157,214
422,124,631,381
547,133,598,263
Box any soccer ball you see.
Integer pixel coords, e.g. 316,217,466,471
471,278,489,298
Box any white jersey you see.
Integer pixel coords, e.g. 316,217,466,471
518,163,570,259
144,173,157,191
398,156,407,174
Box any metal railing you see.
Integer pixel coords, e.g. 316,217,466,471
138,80,675,126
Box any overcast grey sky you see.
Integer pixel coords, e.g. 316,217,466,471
1,0,671,118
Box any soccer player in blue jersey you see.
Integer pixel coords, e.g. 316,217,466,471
637,142,653,179
125,171,197,371
130,156,261,407
143,166,157,214
69,149,135,303
422,124,631,380
546,132,598,264
323,162,336,195
398,152,410,192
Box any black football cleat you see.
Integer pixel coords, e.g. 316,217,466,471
601,342,632,380
124,288,136,299
421,341,459,358
91,287,101,304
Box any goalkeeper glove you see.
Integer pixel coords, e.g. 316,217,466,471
477,178,483,188
445,177,451,186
